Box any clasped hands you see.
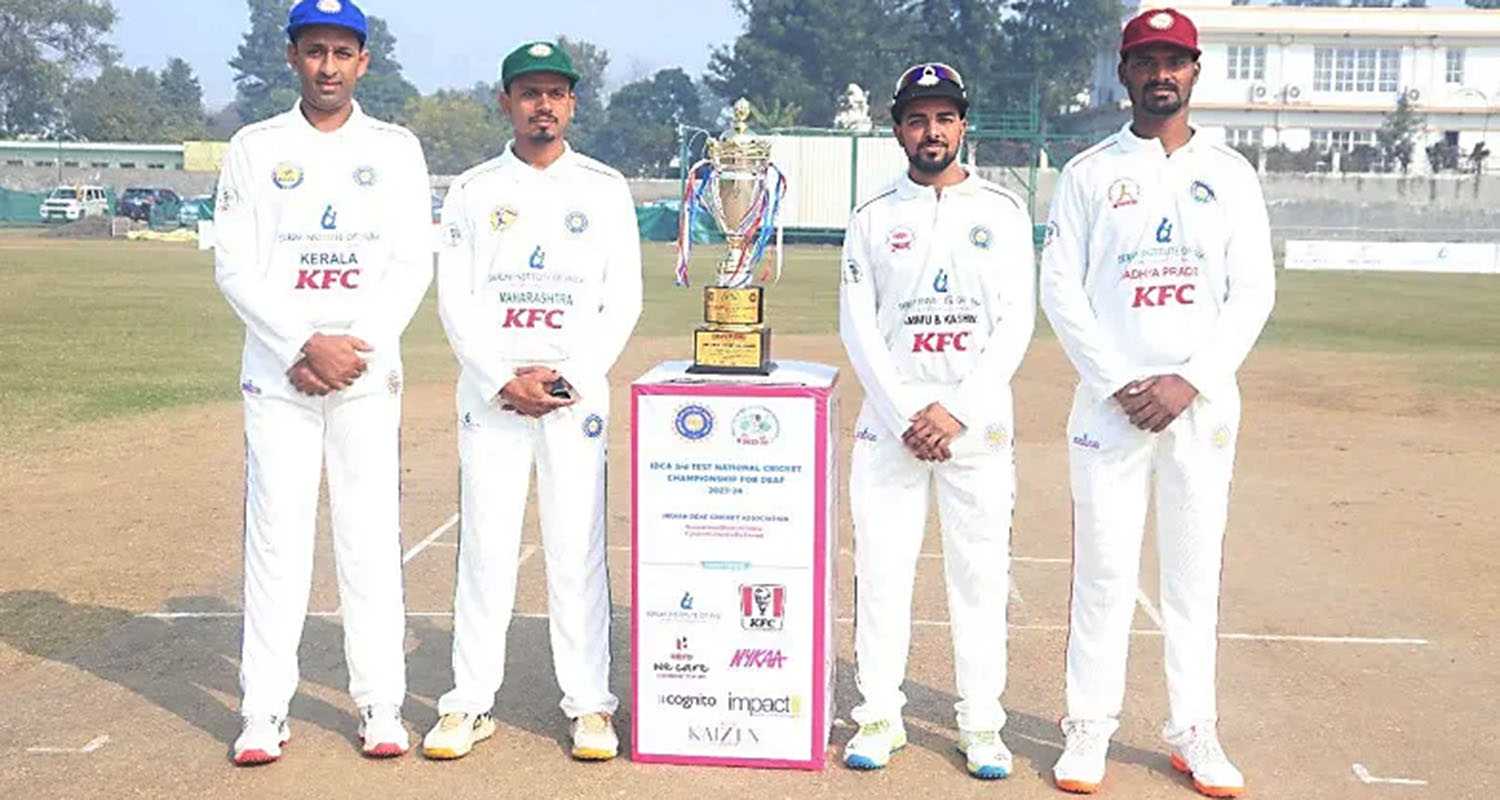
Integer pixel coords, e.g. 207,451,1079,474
287,333,371,396
1113,374,1198,432
498,366,575,417
901,402,964,462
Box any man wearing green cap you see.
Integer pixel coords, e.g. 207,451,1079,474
422,40,641,763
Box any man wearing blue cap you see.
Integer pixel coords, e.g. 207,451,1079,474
214,0,432,765
422,40,641,763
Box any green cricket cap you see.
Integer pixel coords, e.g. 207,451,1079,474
501,41,581,90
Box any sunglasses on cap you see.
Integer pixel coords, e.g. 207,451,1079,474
893,62,966,97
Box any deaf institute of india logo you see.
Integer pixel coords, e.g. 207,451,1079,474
731,406,779,446
674,405,714,441
739,584,786,631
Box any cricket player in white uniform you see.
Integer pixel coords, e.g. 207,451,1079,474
1040,9,1275,797
214,0,432,766
839,63,1035,779
421,41,642,763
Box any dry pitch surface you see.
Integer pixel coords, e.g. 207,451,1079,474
0,237,1496,799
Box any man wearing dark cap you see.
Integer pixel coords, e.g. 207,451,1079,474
214,0,433,765
422,40,641,763
838,62,1035,778
1039,7,1274,796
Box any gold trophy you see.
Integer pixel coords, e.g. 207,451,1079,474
675,98,787,375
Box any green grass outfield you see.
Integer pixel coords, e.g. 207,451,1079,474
0,236,1495,448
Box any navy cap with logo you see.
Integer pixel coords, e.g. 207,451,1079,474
890,62,969,121
501,41,582,91
287,0,368,46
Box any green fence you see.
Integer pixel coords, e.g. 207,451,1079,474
0,188,48,223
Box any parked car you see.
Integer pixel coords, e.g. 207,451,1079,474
39,186,110,222
119,187,181,222
178,195,213,226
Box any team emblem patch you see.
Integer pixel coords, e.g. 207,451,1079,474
317,0,343,12
1212,425,1232,449
969,225,993,250
217,187,240,213
272,162,304,190
1107,178,1140,208
353,165,378,187
583,413,605,439
564,210,589,234
1190,180,1216,204
732,406,779,446
441,223,464,248
528,43,554,58
386,371,402,396
1148,12,1175,30
887,226,915,252
674,405,714,441
490,206,518,232
241,379,262,396
1043,220,1059,250
984,423,1010,450
842,260,862,284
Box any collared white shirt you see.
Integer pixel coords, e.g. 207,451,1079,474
1040,123,1275,402
214,101,433,396
437,142,642,402
839,172,1036,436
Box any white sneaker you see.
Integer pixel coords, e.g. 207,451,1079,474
570,712,618,761
843,719,907,770
357,704,409,759
1053,717,1118,793
422,712,496,760
1166,721,1246,798
232,715,290,766
957,729,1012,780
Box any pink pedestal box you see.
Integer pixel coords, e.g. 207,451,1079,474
630,360,839,769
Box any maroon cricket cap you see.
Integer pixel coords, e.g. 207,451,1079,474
1120,8,1200,58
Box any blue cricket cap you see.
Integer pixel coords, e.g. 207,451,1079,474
287,0,368,45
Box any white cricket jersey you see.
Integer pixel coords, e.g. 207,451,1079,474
437,142,643,402
1039,123,1275,402
214,101,433,400
839,172,1036,436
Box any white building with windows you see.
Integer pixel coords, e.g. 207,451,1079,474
1087,0,1500,169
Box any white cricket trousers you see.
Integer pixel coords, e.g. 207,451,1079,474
1064,385,1241,730
848,402,1014,732
239,390,407,717
437,383,618,719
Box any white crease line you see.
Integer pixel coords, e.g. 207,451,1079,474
404,513,460,565
1136,588,1165,630
837,548,1067,564
27,735,109,755
1353,763,1428,786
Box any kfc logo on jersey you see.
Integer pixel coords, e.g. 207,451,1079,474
739,584,786,630
501,308,565,329
1131,284,1197,308
912,331,971,352
295,268,361,289
887,226,915,252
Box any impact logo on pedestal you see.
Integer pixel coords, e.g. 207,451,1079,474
739,584,786,631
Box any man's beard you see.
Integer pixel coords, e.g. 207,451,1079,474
1137,83,1186,116
909,145,957,174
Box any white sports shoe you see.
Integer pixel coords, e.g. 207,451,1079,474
357,704,409,759
570,712,618,761
843,718,907,770
1166,721,1246,798
422,712,497,760
957,729,1012,780
233,715,290,766
1053,717,1118,794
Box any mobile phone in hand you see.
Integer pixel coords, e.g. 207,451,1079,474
546,377,574,400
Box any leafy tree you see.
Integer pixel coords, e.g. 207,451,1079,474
595,68,705,177
1003,0,1120,126
355,15,418,122
749,97,803,129
159,58,208,140
0,0,118,135
400,91,509,175
1465,0,1500,7
556,36,610,154
1377,93,1424,174
63,65,169,142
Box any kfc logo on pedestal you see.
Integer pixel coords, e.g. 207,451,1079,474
739,584,786,631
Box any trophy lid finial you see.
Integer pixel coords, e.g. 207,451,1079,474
732,98,752,136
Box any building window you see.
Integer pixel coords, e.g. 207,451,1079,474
5,159,23,167
1226,127,1264,147
1447,48,1465,84
91,161,109,168
33,160,51,167
1311,129,1377,152
63,161,80,168
118,162,135,168
1226,45,1266,81
1314,47,1400,93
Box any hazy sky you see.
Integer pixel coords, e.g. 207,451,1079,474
111,0,745,107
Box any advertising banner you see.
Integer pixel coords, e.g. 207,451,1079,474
1285,240,1500,274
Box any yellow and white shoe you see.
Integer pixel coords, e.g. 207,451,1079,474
570,712,618,761
422,712,496,760
1166,722,1245,798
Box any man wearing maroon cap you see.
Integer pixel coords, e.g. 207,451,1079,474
1039,6,1274,797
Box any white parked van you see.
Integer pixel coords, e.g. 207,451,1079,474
40,185,110,222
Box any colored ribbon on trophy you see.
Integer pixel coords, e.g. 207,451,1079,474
674,159,713,287
674,161,788,288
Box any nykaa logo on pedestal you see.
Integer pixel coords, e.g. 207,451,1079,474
1131,284,1196,308
729,648,788,669
295,268,360,289
912,331,970,352
502,308,565,329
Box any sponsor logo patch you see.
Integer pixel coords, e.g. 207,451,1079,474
564,210,589,234
1043,220,1059,249
686,724,759,747
272,162,303,190
295,268,360,289
1155,217,1173,243
490,206,519,232
969,224,992,250
912,331,970,352
932,268,950,294
652,636,710,680
241,379,262,396
887,226,915,252
843,260,861,284
727,693,803,718
353,165,378,187
1108,178,1140,208
984,423,1010,450
729,648,788,669
1190,180,1216,204
1213,424,1232,449
659,693,716,710
1072,433,1101,450
739,584,786,631
501,307,565,329
1149,11,1175,30
855,426,878,443
1131,283,1196,308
